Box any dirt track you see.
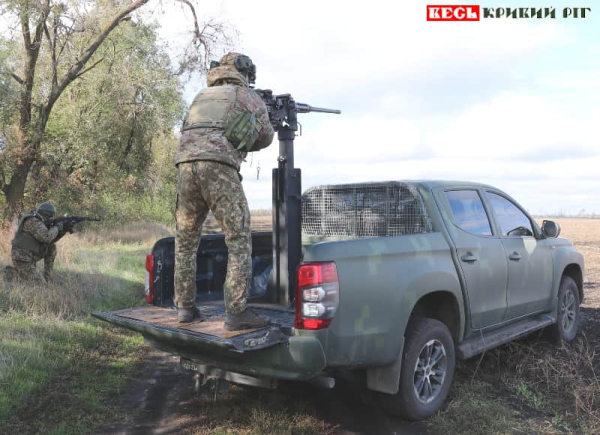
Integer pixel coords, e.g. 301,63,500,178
94,347,427,435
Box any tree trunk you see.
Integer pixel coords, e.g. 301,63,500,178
2,153,35,227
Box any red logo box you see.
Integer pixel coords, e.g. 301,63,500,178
427,5,481,21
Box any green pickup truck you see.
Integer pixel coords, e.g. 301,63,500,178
94,180,584,420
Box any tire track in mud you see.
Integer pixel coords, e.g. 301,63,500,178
94,347,427,435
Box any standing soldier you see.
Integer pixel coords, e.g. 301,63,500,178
11,203,67,283
174,52,275,328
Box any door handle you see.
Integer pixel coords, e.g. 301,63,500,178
461,253,478,263
509,252,522,261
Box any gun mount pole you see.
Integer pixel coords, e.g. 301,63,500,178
271,96,302,306
265,92,340,306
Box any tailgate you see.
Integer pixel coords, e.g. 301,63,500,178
92,303,294,352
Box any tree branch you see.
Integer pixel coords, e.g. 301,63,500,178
31,0,50,52
48,0,150,113
58,22,77,59
176,0,202,44
43,18,58,91
20,9,32,50
11,73,24,85
72,57,104,80
18,0,51,131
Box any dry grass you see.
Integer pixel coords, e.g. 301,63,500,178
512,337,599,432
0,224,153,432
0,228,11,266
202,212,272,234
78,222,173,245
0,223,170,319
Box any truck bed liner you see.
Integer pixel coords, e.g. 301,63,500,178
115,304,293,338
93,303,294,352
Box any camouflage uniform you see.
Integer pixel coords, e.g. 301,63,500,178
174,53,274,314
11,216,62,283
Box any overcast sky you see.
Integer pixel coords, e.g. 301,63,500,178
153,0,599,214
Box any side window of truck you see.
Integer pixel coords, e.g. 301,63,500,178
445,190,493,236
487,192,534,237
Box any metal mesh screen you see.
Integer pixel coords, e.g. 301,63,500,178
301,182,432,238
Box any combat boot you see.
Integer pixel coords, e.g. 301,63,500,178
224,308,270,331
178,306,203,323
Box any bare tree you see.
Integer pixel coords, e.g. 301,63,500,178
0,0,230,225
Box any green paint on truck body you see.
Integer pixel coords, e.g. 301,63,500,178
94,180,584,394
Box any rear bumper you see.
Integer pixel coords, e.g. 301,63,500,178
147,334,327,381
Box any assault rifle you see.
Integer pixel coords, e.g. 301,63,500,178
50,216,101,234
254,89,341,131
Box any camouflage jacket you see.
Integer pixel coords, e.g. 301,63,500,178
11,214,61,260
175,67,274,171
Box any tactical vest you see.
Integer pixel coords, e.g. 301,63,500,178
11,213,49,256
183,86,239,131
182,85,262,152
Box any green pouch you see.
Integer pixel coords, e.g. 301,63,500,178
225,111,262,152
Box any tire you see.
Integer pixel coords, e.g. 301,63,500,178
379,317,455,421
550,276,580,342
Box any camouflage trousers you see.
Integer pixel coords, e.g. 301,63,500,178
174,161,251,314
11,244,57,284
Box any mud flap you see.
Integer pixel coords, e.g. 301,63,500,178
366,337,404,394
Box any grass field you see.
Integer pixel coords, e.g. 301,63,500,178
0,217,598,434
0,223,168,433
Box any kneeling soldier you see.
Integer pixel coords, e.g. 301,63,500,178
11,203,66,283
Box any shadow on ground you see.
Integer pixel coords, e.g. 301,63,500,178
94,348,427,435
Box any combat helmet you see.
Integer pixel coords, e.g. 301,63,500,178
210,52,256,84
36,203,56,219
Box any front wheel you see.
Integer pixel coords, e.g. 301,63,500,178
550,276,581,342
379,317,455,421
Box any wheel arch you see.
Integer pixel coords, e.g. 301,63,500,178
562,263,583,304
409,290,461,342
366,289,462,395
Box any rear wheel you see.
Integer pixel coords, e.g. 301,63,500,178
379,317,455,421
550,276,580,342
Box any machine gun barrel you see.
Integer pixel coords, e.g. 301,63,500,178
295,103,341,114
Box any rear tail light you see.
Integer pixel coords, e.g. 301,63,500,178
295,262,339,330
145,254,155,304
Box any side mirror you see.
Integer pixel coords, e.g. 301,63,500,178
542,220,561,238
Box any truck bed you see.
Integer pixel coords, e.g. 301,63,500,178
93,303,294,352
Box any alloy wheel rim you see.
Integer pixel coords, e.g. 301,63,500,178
413,339,447,404
561,289,577,333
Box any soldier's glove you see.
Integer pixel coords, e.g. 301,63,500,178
64,222,75,234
